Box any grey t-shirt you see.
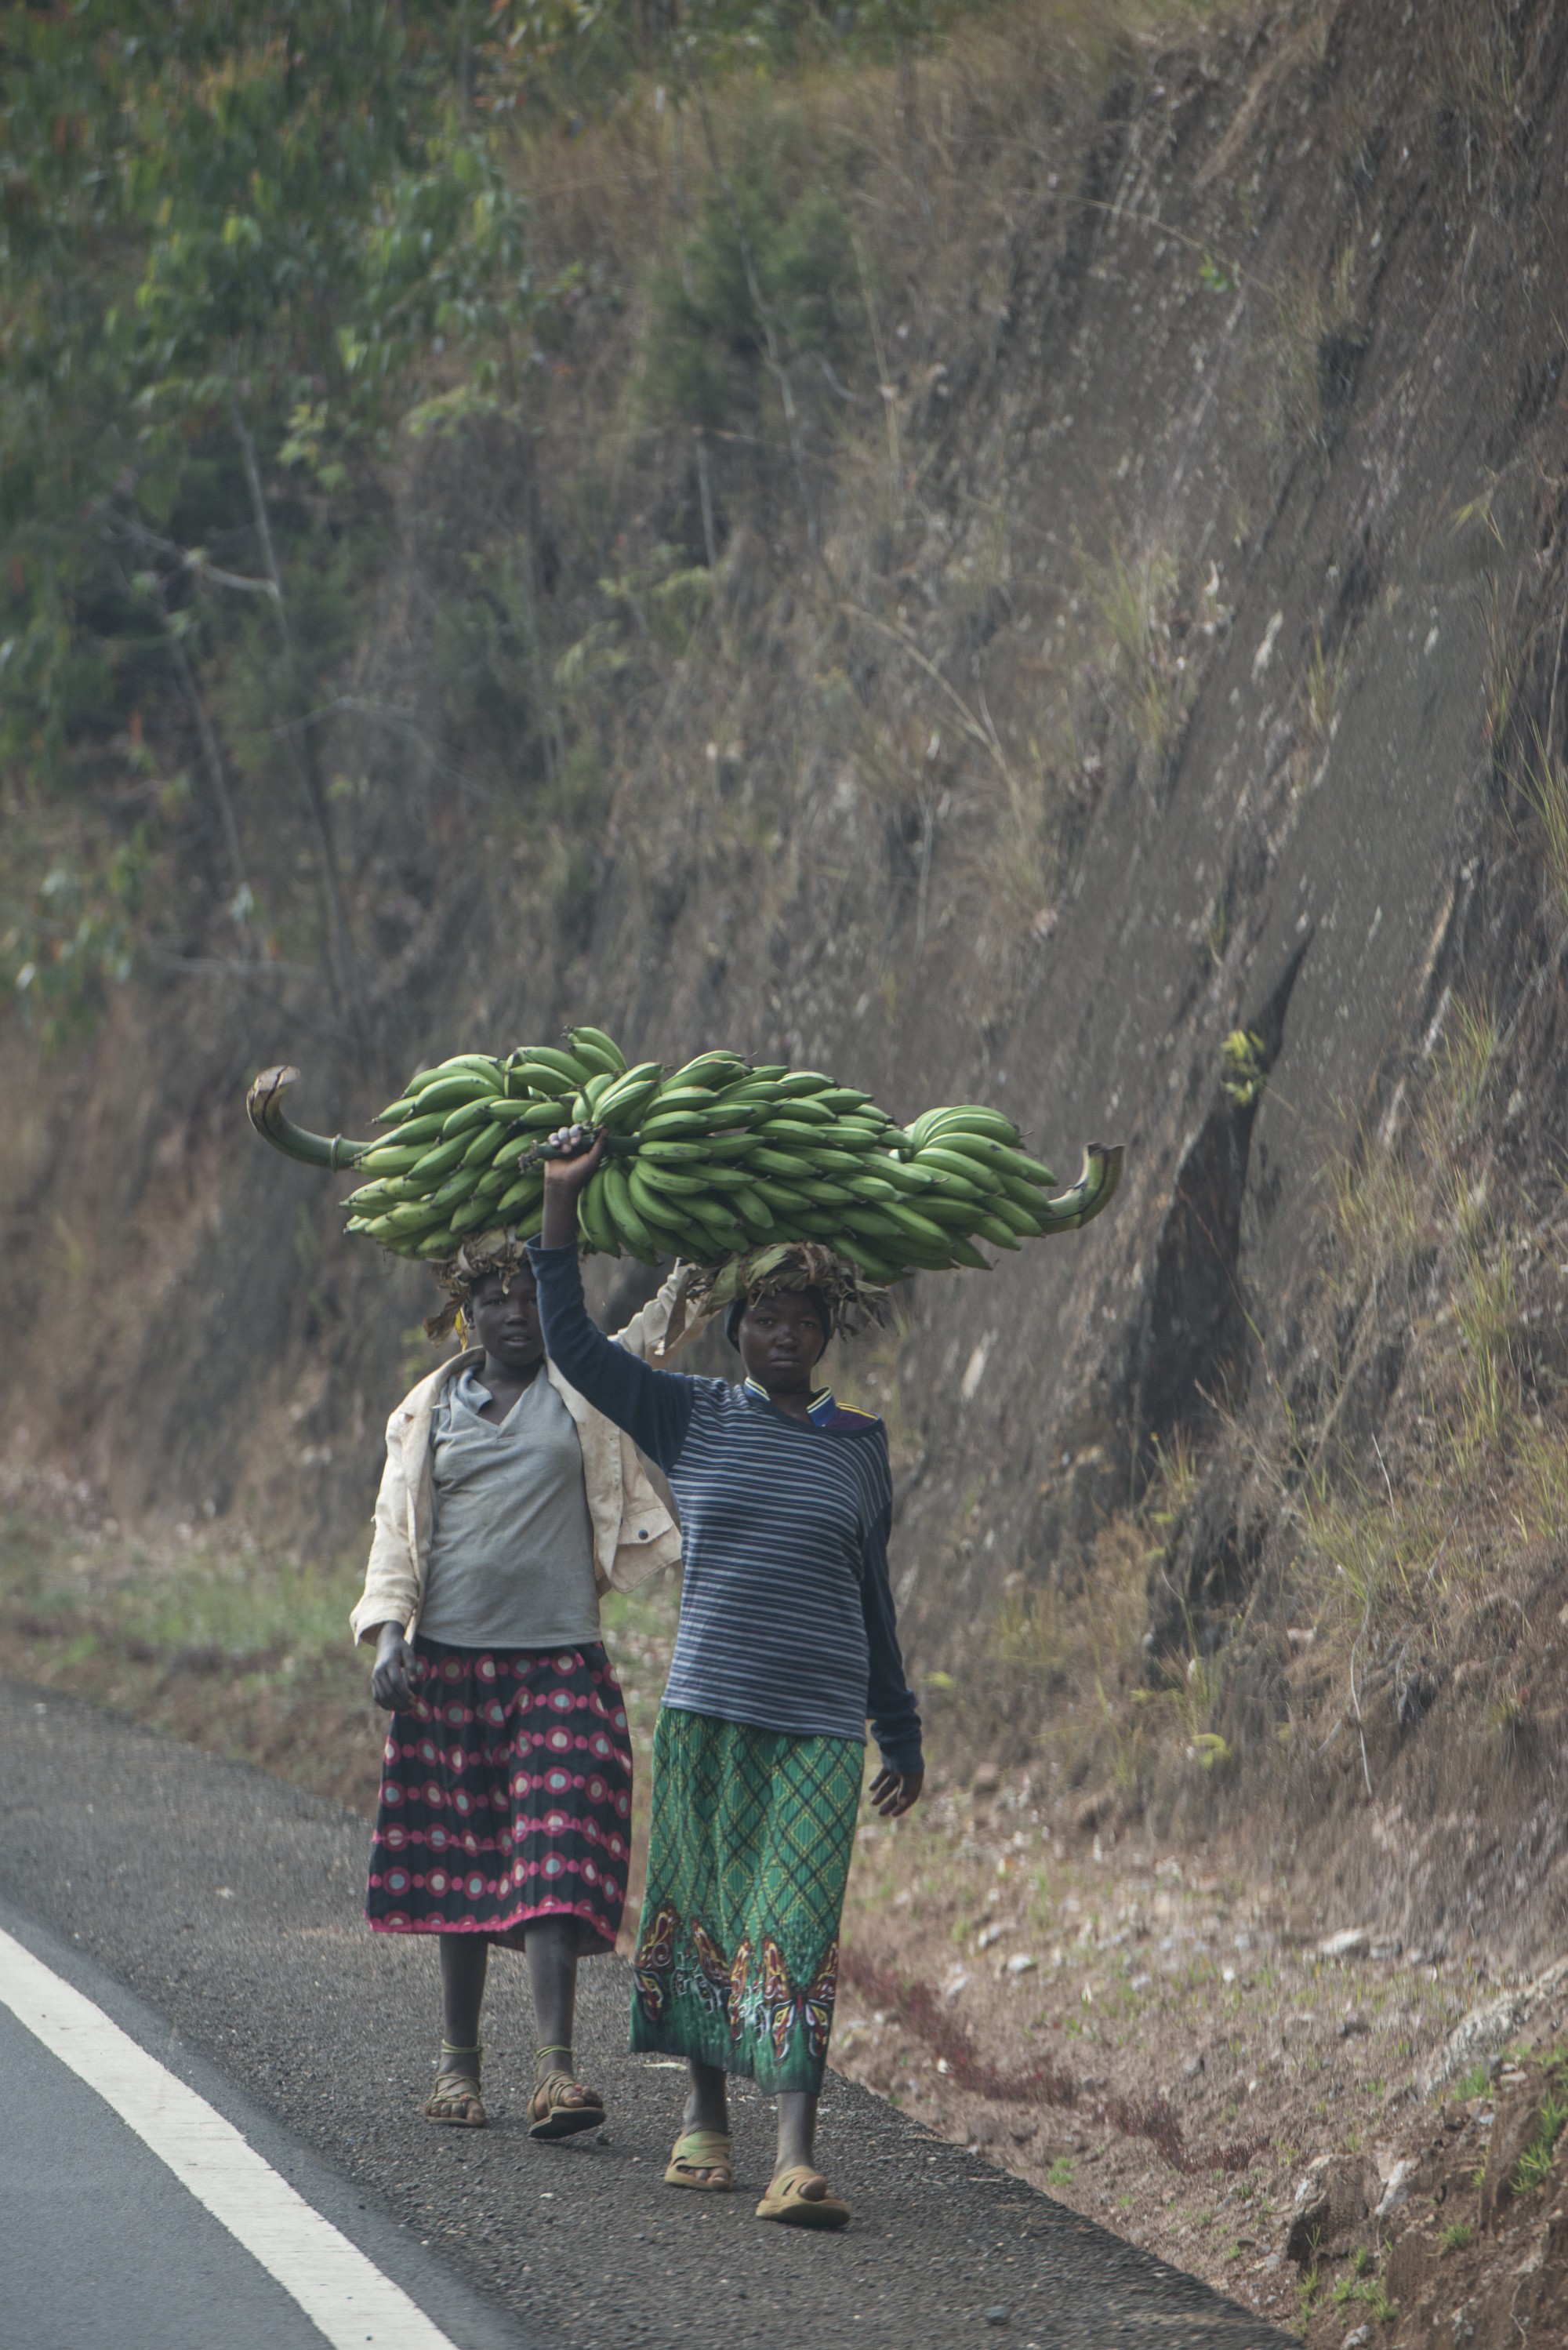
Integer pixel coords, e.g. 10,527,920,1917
418,1367,601,1650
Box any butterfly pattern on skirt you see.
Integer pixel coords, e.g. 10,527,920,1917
688,1920,731,2018
633,1898,677,2023
760,1933,840,2065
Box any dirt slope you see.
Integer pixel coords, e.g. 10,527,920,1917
5,0,1568,2010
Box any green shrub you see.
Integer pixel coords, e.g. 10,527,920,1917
644,138,858,427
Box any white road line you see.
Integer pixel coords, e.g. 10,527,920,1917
0,1925,459,2350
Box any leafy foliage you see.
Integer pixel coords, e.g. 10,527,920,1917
1,0,988,1043
0,0,544,1035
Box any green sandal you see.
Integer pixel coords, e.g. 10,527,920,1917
664,2129,735,2191
755,2165,851,2228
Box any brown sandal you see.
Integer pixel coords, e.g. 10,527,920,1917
425,2043,487,2127
528,2065,605,2141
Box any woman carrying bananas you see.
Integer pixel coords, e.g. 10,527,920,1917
352,1237,706,2139
530,1129,924,2230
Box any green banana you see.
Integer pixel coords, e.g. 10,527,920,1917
837,1236,903,1284
915,1145,1004,1193
684,1194,750,1251
871,1158,938,1196
757,1099,836,1128
602,1163,659,1260
912,1105,1022,1146
972,1213,1022,1249
639,1111,715,1142
405,1055,503,1098
252,1032,1120,1280
358,1141,426,1176
883,1200,952,1250
634,1163,712,1204
402,1074,495,1121
843,1206,906,1243
415,1228,463,1260
441,1093,505,1139
749,1146,818,1181
627,1165,683,1228
647,1084,729,1117
666,1052,750,1090
755,1117,844,1149
451,1193,501,1236
983,1191,1044,1239
597,1063,665,1129
567,1026,628,1077
749,1175,813,1213
493,1174,545,1221
728,1185,775,1238
408,1133,472,1183
637,1139,706,1167
459,1121,509,1168
509,1045,590,1093
576,1173,622,1256
368,1109,446,1147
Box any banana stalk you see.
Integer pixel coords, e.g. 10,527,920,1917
245,1067,370,1171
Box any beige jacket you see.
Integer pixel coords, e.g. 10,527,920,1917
350,1265,710,1645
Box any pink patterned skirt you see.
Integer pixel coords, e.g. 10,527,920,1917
365,1637,633,1952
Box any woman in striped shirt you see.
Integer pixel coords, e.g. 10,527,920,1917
530,1130,924,2229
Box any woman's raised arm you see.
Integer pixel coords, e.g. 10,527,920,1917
530,1128,699,1471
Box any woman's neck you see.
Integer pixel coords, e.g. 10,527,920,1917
753,1376,818,1423
476,1351,544,1415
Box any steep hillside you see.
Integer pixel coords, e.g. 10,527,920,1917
7,0,1568,1964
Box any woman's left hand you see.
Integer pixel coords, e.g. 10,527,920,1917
868,1763,924,1818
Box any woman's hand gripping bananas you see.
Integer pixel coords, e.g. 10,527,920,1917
540,1124,608,1249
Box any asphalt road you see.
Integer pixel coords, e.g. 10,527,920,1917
0,1680,1291,2350
2,1996,336,2350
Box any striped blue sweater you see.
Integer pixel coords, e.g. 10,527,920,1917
529,1244,923,1774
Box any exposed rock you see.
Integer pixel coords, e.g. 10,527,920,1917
1285,2152,1381,2264
1374,2157,1416,2218
1419,1958,1568,2096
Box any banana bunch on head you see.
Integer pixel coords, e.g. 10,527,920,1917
245,1025,1121,1282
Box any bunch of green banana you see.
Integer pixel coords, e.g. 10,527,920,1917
245,1026,1123,1277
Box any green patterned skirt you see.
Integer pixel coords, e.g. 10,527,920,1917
630,1708,862,2095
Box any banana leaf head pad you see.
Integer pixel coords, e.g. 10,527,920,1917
690,1242,887,1348
422,1228,532,1343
